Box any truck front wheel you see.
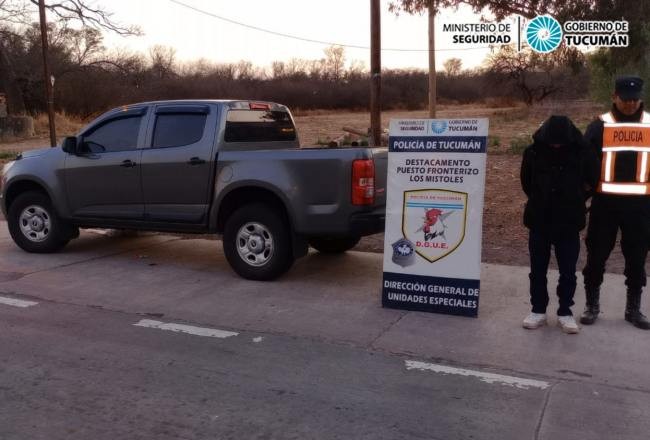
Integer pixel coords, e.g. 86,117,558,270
223,203,294,281
7,191,72,253
309,236,361,254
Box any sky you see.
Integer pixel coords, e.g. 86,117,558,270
95,0,512,71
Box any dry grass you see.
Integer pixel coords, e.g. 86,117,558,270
33,112,86,137
293,99,604,153
293,99,611,268
1,99,633,270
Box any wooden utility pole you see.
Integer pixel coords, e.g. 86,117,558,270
38,0,57,147
370,0,381,146
428,2,436,118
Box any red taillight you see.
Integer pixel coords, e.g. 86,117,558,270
250,102,271,110
352,159,375,205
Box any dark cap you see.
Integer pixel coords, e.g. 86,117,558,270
615,76,643,101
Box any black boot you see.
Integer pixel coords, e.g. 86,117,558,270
625,290,650,330
580,287,600,325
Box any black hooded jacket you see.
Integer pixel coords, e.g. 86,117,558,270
584,103,650,210
520,116,599,231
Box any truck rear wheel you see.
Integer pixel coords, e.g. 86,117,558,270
309,236,361,254
7,191,72,253
223,203,294,281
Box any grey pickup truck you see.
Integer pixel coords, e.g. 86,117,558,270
1,100,387,280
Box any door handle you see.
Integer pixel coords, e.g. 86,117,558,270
120,160,137,168
187,157,206,166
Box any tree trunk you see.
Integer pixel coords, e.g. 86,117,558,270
428,4,436,118
370,0,381,147
0,39,27,115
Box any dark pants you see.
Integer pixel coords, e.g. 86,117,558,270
583,204,649,292
529,229,580,316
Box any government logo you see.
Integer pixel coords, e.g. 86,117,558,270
431,120,448,134
526,15,563,53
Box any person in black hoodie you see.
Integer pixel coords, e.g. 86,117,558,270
520,115,598,333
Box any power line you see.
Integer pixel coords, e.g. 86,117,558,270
168,0,491,52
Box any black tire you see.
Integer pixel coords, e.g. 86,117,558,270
7,191,72,253
223,203,294,281
309,236,361,254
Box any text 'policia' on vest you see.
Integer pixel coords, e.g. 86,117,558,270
598,110,650,195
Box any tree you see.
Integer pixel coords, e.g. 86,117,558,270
486,45,584,105
388,1,590,115
0,0,139,114
389,1,583,19
271,60,285,79
443,58,462,76
149,45,176,79
323,45,346,82
580,1,650,104
0,29,27,113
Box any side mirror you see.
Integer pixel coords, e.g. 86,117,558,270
61,136,78,155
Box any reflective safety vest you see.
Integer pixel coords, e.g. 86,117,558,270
598,111,650,195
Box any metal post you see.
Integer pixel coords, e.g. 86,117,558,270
38,0,57,147
428,3,436,118
370,0,381,146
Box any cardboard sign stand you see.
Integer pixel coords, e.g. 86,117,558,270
381,119,489,317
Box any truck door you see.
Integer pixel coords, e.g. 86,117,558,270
64,108,146,219
140,104,217,223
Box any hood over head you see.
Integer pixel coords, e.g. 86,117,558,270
532,115,583,148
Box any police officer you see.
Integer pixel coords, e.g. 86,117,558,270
582,76,650,330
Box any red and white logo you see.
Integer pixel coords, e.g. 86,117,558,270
402,189,468,262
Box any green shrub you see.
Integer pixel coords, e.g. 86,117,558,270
488,135,501,148
0,151,18,160
509,136,531,155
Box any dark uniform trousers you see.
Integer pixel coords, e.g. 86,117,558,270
583,201,649,292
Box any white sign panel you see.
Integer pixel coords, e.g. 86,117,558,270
382,119,488,317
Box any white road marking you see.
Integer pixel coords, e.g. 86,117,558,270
0,296,38,308
405,360,550,390
134,319,239,339
252,337,263,343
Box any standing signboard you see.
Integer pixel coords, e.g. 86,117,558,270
381,118,488,317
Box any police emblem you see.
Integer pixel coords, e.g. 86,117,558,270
391,238,416,267
402,189,468,263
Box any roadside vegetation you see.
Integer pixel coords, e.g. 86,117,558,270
0,150,18,167
0,22,593,119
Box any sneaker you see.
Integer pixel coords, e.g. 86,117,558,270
558,315,580,334
523,313,547,329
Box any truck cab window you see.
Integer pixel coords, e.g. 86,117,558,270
82,115,142,153
152,113,207,148
225,110,296,143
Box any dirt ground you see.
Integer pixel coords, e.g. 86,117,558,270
0,100,633,275
295,100,629,275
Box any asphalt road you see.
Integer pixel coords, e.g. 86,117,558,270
1,299,549,440
1,223,649,439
